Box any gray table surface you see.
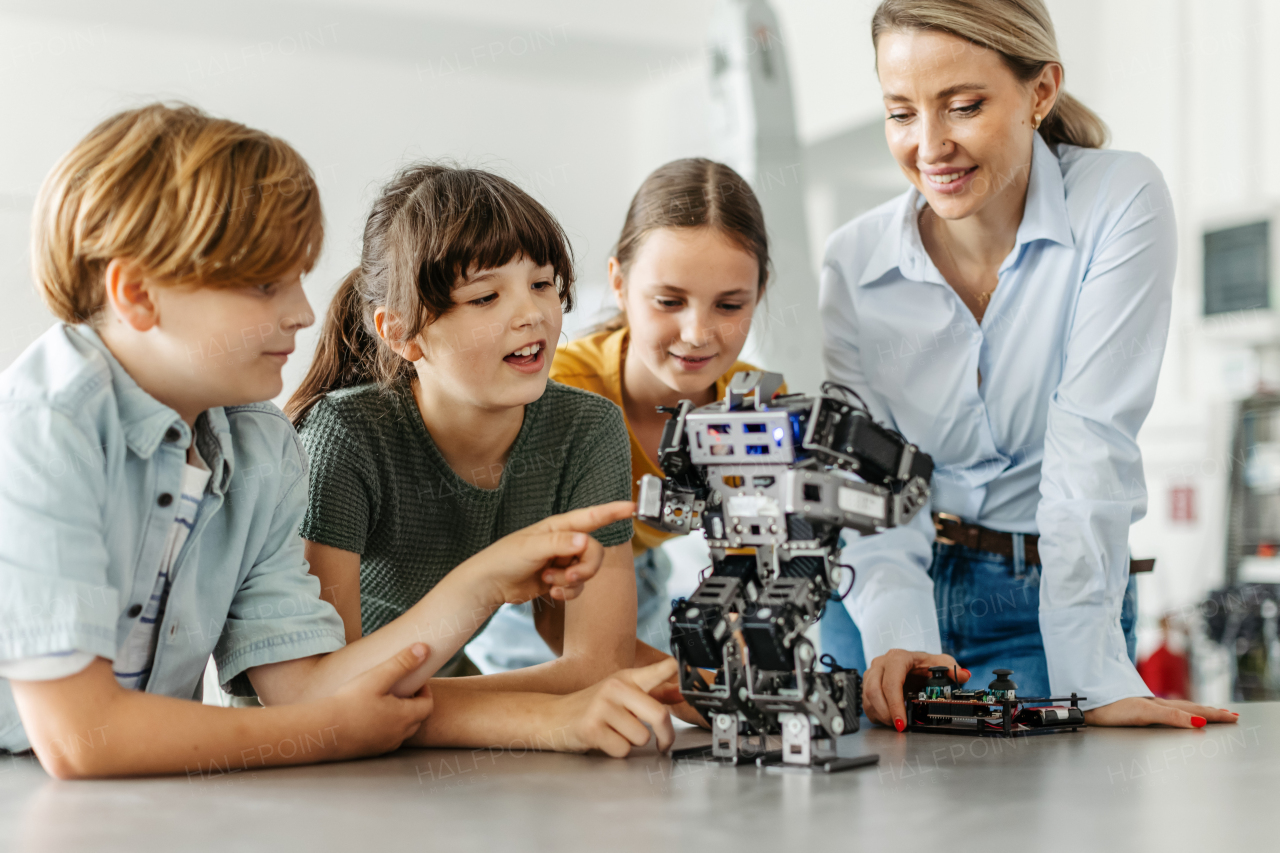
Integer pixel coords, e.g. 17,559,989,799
1,702,1272,852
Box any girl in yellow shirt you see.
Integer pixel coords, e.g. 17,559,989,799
551,158,777,652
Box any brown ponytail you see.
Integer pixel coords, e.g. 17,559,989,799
1037,91,1108,150
285,163,575,425
285,268,387,423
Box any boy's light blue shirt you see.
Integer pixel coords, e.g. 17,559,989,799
0,324,345,752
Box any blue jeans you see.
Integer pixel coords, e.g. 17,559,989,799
820,541,1139,699
635,547,673,651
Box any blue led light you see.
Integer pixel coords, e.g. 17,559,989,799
788,412,811,459
789,413,805,443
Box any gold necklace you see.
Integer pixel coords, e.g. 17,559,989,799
923,207,997,309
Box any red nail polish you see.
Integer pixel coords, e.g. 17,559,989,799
959,669,971,680
1191,716,1206,728
894,718,905,732
1232,712,1240,716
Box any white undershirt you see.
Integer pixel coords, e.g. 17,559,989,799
0,448,210,686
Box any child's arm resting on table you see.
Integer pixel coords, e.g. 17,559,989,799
407,658,678,757
9,646,433,780
439,541,637,697
249,501,637,704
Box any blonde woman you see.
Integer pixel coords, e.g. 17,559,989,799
821,0,1236,731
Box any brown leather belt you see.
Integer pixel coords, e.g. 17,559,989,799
933,513,1040,564
931,513,1154,572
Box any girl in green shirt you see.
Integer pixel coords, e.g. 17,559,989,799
287,163,690,751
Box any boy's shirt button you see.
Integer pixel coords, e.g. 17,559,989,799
164,427,181,442
127,604,143,618
158,493,173,507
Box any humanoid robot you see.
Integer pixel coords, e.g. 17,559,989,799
637,371,933,771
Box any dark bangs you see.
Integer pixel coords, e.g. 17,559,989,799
287,162,579,424
409,167,575,324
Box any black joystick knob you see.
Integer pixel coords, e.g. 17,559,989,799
988,668,1017,694
925,666,954,691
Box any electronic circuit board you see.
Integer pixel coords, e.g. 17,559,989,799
904,667,1086,738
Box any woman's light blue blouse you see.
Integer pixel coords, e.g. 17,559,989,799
820,133,1176,709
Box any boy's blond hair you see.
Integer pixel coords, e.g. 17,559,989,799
32,102,324,324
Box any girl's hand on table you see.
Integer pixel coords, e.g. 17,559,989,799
461,501,636,607
862,649,970,731
553,658,678,757
634,640,710,729
1083,697,1238,728
649,671,711,729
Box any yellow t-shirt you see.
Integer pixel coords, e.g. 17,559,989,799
550,327,779,556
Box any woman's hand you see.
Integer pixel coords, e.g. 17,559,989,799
551,658,679,757
458,501,636,608
862,648,971,731
1083,697,1238,728
326,643,437,758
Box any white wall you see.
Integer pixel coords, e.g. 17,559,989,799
0,2,709,382
4,0,1277,661
1051,0,1280,638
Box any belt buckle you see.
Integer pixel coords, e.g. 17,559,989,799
934,512,963,545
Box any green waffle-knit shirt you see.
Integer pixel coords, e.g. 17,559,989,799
297,379,633,636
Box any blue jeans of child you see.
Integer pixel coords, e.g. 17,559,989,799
635,547,674,652
820,540,1139,699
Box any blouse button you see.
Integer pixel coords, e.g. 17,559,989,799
127,604,142,618
164,427,181,443
158,493,173,507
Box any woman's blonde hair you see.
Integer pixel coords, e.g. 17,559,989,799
871,0,1109,149
32,102,324,324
